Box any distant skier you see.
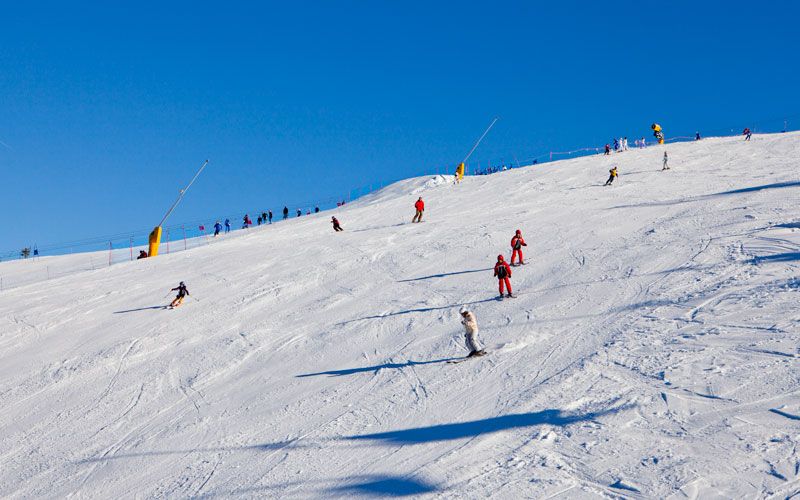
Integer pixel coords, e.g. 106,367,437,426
332,216,343,232
315,206,320,213
224,218,231,233
412,197,425,223
510,230,527,266
261,212,268,224
622,137,628,151
213,220,222,236
604,144,611,155
460,308,486,357
137,250,148,259
613,138,619,151
257,216,263,226
604,166,618,186
494,255,513,298
268,210,273,224
640,137,646,148
283,206,289,220
169,282,189,308
297,209,302,217
743,127,752,141
695,132,701,141
662,151,670,170
243,214,252,228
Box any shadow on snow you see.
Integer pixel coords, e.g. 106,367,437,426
113,305,166,314
397,268,492,282
327,475,439,497
345,406,631,444
611,180,800,209
296,357,460,378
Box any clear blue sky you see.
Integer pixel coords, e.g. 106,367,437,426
1,1,798,253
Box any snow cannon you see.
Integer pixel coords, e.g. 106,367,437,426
148,226,162,257
455,162,465,181
651,123,664,144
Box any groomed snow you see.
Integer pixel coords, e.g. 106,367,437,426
1,132,799,498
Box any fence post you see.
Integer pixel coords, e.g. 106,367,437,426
166,230,170,254
108,241,113,266
129,236,133,261
182,225,187,251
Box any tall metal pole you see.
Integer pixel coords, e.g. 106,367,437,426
462,117,498,165
159,160,209,227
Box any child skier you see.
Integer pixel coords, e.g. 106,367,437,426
460,308,486,357
510,229,527,266
604,166,618,186
662,151,670,170
494,255,513,298
169,282,189,308
412,197,425,223
332,216,343,232
213,220,222,236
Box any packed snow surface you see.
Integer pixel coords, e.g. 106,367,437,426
2,133,799,498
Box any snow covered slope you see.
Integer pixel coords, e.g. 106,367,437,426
1,133,799,498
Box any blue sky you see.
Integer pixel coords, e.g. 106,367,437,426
1,1,798,254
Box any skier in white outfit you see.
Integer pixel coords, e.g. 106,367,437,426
460,308,485,357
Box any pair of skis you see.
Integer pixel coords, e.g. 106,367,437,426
447,350,488,364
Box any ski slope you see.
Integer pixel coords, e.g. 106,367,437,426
1,133,799,498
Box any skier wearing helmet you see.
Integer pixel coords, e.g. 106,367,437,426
169,282,190,308
510,230,527,266
493,255,513,298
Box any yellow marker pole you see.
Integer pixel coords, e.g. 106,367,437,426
148,159,209,258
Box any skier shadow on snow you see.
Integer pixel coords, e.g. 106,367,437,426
397,268,492,282
350,223,407,233
342,298,498,324
296,357,461,378
345,405,632,444
113,305,166,314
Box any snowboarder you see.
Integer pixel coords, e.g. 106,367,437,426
510,229,527,266
224,219,231,233
169,282,189,308
662,151,670,170
494,255,513,298
268,210,273,224
213,220,222,236
743,127,752,141
412,197,425,223
137,250,148,259
283,206,289,220
460,308,486,357
332,216,343,232
604,166,618,186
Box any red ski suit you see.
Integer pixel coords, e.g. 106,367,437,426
494,260,512,295
414,199,425,211
510,235,527,265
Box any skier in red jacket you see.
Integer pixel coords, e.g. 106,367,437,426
510,229,527,266
493,255,513,298
331,216,343,232
412,197,425,223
